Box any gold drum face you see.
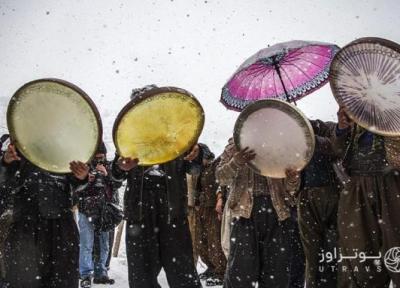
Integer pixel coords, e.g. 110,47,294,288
113,87,204,165
234,99,315,178
7,79,102,173
330,37,400,136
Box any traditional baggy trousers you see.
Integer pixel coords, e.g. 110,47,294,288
125,181,201,288
298,186,339,288
223,195,290,288
0,211,12,285
4,213,79,288
196,206,227,280
338,172,400,288
288,207,305,288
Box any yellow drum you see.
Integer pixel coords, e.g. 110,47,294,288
113,87,204,165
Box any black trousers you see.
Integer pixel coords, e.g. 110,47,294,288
288,207,306,288
4,213,79,288
125,187,201,288
338,174,400,288
223,196,291,288
298,186,338,288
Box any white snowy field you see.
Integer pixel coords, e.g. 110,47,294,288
102,224,218,288
107,251,213,288
101,235,395,288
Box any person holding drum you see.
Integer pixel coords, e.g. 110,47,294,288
0,143,90,288
334,108,400,287
111,84,205,288
216,137,299,288
328,37,400,287
111,145,203,288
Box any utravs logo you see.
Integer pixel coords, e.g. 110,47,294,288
384,247,400,273
317,248,400,273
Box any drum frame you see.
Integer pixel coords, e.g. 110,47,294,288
7,78,103,173
329,37,400,136
233,99,315,177
112,86,205,164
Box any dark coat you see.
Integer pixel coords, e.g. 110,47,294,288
112,155,190,222
301,120,338,188
75,161,121,218
0,156,86,221
333,124,391,175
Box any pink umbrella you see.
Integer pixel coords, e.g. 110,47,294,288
221,40,340,111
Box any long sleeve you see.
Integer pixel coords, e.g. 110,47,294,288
215,139,242,186
106,161,123,191
0,157,19,212
110,154,128,183
311,120,338,157
331,125,352,159
0,156,19,184
68,174,88,193
384,136,400,169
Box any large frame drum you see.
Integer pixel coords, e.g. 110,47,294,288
113,86,204,165
7,78,102,173
234,99,315,178
330,37,400,136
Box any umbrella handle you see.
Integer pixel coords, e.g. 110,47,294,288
273,62,297,105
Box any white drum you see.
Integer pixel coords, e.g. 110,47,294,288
7,78,102,173
234,99,315,178
330,37,400,136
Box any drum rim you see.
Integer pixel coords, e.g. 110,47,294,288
112,86,205,164
7,78,103,173
329,37,400,136
233,99,315,178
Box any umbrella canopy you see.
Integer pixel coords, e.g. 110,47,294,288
221,40,340,111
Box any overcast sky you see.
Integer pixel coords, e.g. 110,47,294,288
0,0,399,155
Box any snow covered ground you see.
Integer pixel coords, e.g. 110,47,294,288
107,254,213,288
100,226,219,288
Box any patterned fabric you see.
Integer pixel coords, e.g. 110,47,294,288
221,41,340,111
216,138,299,221
385,136,400,169
252,173,269,197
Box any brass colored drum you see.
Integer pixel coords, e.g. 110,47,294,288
113,87,204,165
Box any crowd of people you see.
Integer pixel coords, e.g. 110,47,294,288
0,137,122,288
0,85,400,288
